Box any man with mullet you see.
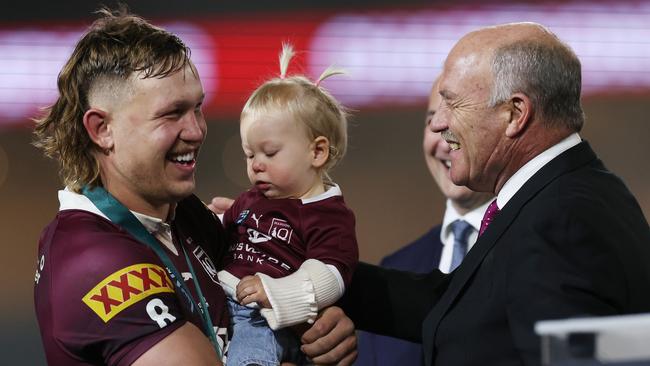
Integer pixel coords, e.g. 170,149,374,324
33,8,357,366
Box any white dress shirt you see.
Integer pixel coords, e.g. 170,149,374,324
438,199,492,273
437,133,581,273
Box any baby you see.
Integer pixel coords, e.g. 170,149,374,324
217,44,359,366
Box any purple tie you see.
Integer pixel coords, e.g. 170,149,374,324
479,199,500,236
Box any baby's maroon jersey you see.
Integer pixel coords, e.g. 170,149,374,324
222,188,358,287
34,195,230,365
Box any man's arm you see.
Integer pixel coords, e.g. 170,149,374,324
133,322,222,366
343,262,448,342
297,261,449,366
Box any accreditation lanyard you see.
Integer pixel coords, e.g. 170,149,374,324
82,186,222,358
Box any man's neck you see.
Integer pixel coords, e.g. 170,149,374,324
493,127,573,195
122,195,170,221
103,184,171,220
495,132,581,209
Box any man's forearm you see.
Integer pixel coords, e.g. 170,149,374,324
343,262,448,342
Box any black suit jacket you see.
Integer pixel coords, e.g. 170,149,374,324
346,141,650,366
357,226,443,366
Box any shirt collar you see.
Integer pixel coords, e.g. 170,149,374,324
497,133,581,209
58,187,174,235
300,183,342,204
441,198,492,242
131,210,172,236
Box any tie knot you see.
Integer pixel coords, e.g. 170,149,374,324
479,199,500,236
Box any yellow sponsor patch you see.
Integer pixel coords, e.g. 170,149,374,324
82,263,174,322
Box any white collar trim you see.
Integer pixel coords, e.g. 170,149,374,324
58,187,169,234
58,188,108,219
301,183,343,204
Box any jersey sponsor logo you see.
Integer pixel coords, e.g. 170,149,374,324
193,246,219,284
82,263,174,323
230,243,292,271
247,228,272,243
269,218,293,244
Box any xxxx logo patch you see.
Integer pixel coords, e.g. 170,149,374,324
82,263,174,322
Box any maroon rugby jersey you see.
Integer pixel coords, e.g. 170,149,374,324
34,194,229,365
222,187,358,287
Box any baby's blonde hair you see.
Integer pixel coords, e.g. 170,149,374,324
241,43,348,183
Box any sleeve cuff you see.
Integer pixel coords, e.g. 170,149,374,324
217,270,239,300
258,259,343,329
218,270,262,309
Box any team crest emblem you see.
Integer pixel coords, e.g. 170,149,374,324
236,209,250,224
269,218,293,244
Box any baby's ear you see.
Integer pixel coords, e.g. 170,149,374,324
311,136,330,169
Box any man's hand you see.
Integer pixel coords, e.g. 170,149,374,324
236,275,271,308
207,197,234,215
301,306,357,365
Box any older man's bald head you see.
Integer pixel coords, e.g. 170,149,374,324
446,22,584,131
464,22,557,47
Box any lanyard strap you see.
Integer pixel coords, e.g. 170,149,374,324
82,186,222,358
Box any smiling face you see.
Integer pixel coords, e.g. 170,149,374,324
101,64,206,218
430,35,512,193
423,85,493,213
240,112,322,199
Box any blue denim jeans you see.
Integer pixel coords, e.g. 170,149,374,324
226,298,307,366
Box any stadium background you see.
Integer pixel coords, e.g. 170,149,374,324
0,0,648,363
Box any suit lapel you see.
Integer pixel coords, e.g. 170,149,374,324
422,141,597,366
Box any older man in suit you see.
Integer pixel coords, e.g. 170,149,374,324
345,22,650,366
355,81,492,366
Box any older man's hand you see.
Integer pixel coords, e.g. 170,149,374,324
300,306,357,365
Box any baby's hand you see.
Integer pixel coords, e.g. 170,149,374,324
236,275,271,308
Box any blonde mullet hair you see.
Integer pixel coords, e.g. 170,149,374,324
32,8,191,193
242,43,349,184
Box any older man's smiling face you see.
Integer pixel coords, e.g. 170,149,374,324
429,36,511,193
423,84,492,210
